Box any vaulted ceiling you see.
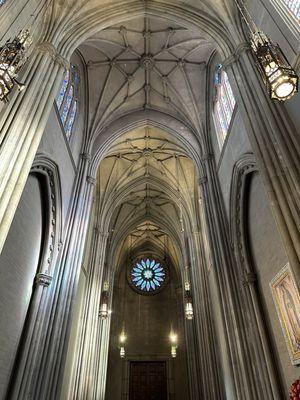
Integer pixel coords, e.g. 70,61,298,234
79,16,215,141
95,126,201,275
83,14,211,278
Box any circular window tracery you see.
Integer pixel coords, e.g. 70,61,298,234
131,258,166,293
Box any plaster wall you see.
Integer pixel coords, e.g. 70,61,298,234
105,264,189,400
0,174,43,399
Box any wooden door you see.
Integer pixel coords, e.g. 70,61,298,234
129,361,167,400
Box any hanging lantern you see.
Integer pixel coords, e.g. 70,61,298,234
120,347,125,358
185,300,194,320
184,281,194,320
250,31,298,101
0,29,32,102
99,284,109,319
171,345,177,358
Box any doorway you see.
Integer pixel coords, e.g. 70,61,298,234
129,361,168,400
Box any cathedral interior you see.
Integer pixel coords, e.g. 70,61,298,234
0,0,299,399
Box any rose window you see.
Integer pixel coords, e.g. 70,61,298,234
131,259,166,293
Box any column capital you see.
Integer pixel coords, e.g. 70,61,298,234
242,271,257,287
201,152,213,162
36,41,70,70
222,42,249,69
35,272,52,287
80,152,91,160
198,176,207,186
87,175,96,186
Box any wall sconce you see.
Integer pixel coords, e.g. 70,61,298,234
120,347,125,358
235,0,298,101
99,281,110,320
171,345,177,358
184,281,194,320
169,331,178,344
0,29,32,102
119,331,127,344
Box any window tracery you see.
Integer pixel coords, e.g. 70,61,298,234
213,66,236,149
131,259,166,293
56,65,79,140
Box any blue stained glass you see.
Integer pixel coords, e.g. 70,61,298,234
56,70,70,109
130,258,166,293
61,86,73,124
65,101,77,139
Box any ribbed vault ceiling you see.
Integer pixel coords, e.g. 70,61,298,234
96,126,200,273
79,16,214,140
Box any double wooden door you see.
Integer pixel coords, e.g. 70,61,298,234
129,361,167,400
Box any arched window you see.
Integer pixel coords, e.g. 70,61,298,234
213,65,236,149
282,0,300,21
56,64,79,140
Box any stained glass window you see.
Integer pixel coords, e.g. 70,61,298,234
213,66,236,149
282,0,300,21
131,259,166,293
65,101,77,139
55,65,79,140
56,70,69,109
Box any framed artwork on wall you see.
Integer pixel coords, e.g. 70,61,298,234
270,263,300,365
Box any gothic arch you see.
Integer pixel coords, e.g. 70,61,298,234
7,154,63,399
89,110,204,179
229,153,283,400
53,1,241,60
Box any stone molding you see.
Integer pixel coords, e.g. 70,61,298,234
31,156,63,274
36,41,70,70
87,175,96,185
222,42,249,69
229,153,257,273
35,272,53,287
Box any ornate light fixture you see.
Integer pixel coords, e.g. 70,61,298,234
119,330,127,344
120,347,125,358
184,272,194,320
169,331,178,358
99,281,110,320
0,29,32,102
171,345,177,358
235,0,298,101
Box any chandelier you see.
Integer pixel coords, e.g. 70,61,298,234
235,0,298,101
0,29,32,102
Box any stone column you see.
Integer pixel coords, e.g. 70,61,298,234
223,46,300,282
0,41,68,254
241,271,283,399
199,163,252,400
4,153,94,399
189,229,226,399
69,226,110,399
39,156,95,400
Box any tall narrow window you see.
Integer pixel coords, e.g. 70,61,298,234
282,0,300,21
56,65,79,140
213,65,236,149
